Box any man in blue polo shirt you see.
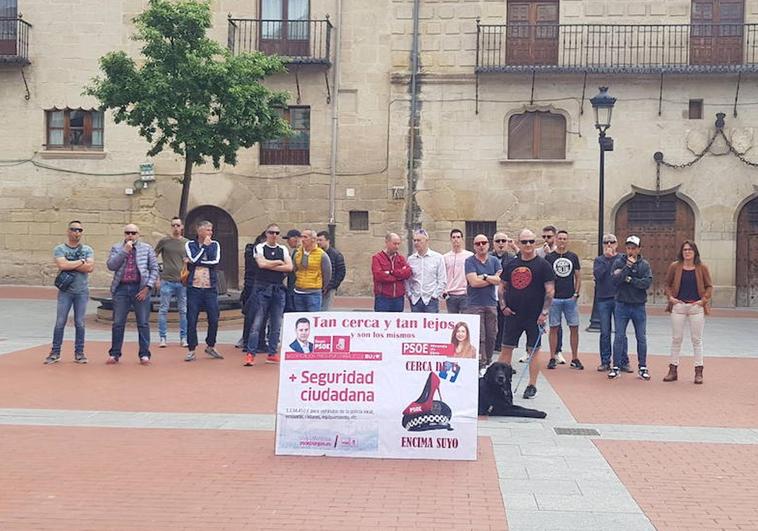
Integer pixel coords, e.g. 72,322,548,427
464,234,502,371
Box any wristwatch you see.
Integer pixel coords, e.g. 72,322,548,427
541,310,549,316
482,274,488,281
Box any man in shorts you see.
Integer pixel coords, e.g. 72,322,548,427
498,229,555,399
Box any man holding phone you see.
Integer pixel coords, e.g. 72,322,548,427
106,223,159,365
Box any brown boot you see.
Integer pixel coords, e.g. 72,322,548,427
694,366,703,384
663,364,678,382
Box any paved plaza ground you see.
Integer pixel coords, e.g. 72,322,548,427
0,285,757,530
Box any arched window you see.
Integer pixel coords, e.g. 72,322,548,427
507,111,566,160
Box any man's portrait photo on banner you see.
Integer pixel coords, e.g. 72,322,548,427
289,317,314,353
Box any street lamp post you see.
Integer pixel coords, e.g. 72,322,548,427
587,86,616,332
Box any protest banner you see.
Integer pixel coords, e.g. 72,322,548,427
275,312,479,460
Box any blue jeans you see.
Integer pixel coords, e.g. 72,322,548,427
294,291,322,312
246,284,285,355
109,283,151,359
374,295,404,312
51,289,89,355
411,298,439,313
613,301,647,368
187,286,219,351
158,281,187,340
242,288,268,350
598,297,628,366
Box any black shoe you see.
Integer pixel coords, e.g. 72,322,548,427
619,365,634,373
44,352,60,365
608,367,620,379
570,359,584,370
597,363,610,372
511,367,516,375
522,385,537,399
547,358,557,370
638,367,651,380
74,352,88,364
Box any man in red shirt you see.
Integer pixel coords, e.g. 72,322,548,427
371,232,412,312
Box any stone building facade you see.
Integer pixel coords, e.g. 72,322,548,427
1,0,758,306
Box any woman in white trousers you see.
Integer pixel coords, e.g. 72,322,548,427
663,241,713,384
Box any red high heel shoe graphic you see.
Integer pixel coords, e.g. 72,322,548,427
401,372,453,432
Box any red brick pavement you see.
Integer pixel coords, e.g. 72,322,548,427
0,342,279,414
596,440,758,531
542,355,758,428
0,426,507,530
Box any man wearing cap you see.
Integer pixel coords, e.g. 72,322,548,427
283,229,301,313
609,235,653,380
406,228,447,313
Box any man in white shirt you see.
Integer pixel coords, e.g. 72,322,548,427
405,229,447,313
442,228,473,314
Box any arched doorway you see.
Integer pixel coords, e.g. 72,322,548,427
614,192,695,304
185,205,239,290
736,196,758,307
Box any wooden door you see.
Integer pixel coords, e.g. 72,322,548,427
506,0,559,65
736,197,758,307
185,206,240,290
0,0,17,56
691,0,744,65
614,194,695,304
260,0,310,57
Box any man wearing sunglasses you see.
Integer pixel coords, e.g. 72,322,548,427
491,232,517,352
106,224,159,365
464,234,502,370
593,234,629,372
244,223,293,367
45,221,95,365
155,217,189,348
534,224,565,365
499,229,555,399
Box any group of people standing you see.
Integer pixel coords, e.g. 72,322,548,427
46,218,713,389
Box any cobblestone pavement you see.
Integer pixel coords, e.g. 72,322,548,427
0,286,756,530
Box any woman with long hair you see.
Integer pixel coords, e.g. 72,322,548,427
450,321,477,359
663,240,713,384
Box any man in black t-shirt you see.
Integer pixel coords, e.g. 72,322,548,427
545,230,583,371
498,229,555,399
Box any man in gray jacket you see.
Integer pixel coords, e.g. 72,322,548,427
106,223,159,365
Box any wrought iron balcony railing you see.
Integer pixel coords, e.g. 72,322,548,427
476,22,758,74
0,16,31,65
228,17,332,65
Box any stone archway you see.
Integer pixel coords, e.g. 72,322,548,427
614,192,695,304
736,196,758,307
185,205,239,289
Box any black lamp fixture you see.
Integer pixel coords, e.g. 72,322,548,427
587,86,617,332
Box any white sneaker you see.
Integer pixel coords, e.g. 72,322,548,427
180,338,188,348
518,352,529,363
159,337,167,348
556,352,567,364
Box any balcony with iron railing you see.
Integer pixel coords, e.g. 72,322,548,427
0,16,31,65
476,22,758,74
228,17,332,65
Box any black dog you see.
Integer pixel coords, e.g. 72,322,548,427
478,362,547,418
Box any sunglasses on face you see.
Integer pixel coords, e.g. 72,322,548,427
267,230,280,235
474,241,488,246
521,239,536,245
494,239,507,243
542,235,554,239
69,228,83,233
124,231,138,235
604,240,617,244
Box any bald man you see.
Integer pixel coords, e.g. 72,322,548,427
105,223,159,365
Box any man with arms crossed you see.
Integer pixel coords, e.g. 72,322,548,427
499,229,555,399
155,216,188,348
45,221,94,364
464,234,502,370
371,232,412,312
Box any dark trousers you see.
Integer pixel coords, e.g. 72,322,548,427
246,284,286,356
187,286,219,351
374,295,405,312
242,289,268,350
109,283,151,359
